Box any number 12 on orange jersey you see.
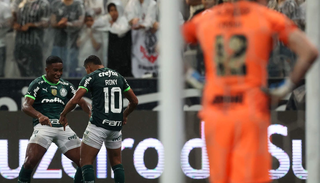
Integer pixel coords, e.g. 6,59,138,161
215,35,248,76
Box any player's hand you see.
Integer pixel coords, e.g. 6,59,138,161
38,114,52,127
122,116,128,126
261,78,295,105
59,115,68,131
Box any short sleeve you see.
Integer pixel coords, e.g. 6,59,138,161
182,20,198,44
267,9,298,45
25,80,41,100
121,76,130,92
79,75,93,93
67,82,76,99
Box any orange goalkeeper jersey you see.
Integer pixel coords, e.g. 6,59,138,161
183,1,297,118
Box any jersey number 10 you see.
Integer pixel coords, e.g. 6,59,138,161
103,87,122,113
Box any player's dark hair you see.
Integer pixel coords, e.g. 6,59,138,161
46,56,63,67
107,3,116,12
84,55,102,67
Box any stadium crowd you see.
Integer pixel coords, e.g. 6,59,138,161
0,0,307,79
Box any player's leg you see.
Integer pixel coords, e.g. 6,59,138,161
80,123,106,183
55,126,82,183
18,125,54,183
18,143,47,183
230,110,271,183
204,115,234,183
105,130,124,183
79,142,100,183
64,147,82,183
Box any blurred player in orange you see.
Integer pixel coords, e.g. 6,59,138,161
183,0,318,183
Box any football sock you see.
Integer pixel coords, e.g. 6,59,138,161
74,167,83,183
18,166,33,183
82,165,95,183
112,164,125,183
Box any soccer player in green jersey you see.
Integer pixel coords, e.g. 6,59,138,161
60,55,138,183
18,56,91,183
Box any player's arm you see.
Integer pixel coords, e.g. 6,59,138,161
287,30,318,85
78,98,91,117
264,12,318,99
60,88,87,118
123,89,138,125
182,20,198,45
59,88,87,130
266,29,318,98
22,97,52,127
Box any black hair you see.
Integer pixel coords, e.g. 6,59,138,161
84,55,102,67
46,56,63,67
107,3,117,12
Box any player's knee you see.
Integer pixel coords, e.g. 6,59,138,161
24,154,43,169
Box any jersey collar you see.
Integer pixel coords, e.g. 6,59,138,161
42,75,60,86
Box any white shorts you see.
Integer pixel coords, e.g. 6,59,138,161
29,124,81,154
82,122,122,150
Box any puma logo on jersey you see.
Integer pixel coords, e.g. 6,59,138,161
42,88,48,92
84,77,92,87
33,87,40,97
41,97,65,105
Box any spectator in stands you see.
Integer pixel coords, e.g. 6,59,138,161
77,12,102,76
92,0,132,77
107,0,132,76
51,0,85,77
185,0,204,20
267,0,301,78
0,0,12,77
268,0,301,28
125,0,158,78
84,0,105,18
13,0,50,77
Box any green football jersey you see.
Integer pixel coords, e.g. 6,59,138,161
25,75,76,127
79,68,130,131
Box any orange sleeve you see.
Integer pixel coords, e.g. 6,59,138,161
267,10,298,45
182,20,198,44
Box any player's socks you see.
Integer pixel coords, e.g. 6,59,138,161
18,166,33,183
82,165,95,183
74,167,83,183
112,164,125,183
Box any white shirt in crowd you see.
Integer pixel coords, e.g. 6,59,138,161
0,1,12,47
125,0,157,29
84,0,105,17
93,0,130,37
77,27,102,66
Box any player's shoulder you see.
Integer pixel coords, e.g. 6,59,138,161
59,78,73,86
30,76,45,86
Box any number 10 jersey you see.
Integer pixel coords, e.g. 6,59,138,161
79,68,131,131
